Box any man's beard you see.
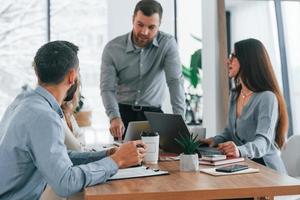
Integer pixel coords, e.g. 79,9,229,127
134,33,152,47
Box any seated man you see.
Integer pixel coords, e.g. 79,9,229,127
0,41,146,199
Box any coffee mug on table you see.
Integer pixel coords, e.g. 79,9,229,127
141,132,160,164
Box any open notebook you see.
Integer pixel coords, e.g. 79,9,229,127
108,166,169,180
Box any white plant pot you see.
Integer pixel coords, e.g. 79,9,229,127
180,153,199,172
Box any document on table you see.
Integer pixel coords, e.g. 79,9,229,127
108,166,169,180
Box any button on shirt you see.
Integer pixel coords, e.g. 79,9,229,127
0,86,118,199
100,31,186,120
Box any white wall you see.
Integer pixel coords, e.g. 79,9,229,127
202,0,228,137
107,0,175,40
226,1,282,88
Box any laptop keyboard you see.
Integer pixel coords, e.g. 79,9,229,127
197,147,223,157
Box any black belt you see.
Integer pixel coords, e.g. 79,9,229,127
119,104,161,112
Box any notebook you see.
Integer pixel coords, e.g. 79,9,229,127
199,157,245,166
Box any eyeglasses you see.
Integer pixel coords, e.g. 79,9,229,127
228,53,237,62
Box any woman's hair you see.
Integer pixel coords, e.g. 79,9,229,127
64,78,79,102
234,38,288,149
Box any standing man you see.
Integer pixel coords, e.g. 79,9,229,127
0,41,146,199
101,0,185,140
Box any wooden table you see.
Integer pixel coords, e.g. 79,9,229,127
85,160,300,200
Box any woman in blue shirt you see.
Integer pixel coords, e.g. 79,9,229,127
203,38,288,173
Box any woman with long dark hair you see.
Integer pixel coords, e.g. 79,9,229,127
202,38,288,173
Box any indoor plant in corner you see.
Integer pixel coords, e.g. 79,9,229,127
175,133,200,172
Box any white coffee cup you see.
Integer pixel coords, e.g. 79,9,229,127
141,132,160,164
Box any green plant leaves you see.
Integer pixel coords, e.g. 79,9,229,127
182,49,202,88
175,132,200,155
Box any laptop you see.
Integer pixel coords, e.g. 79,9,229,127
144,112,222,155
123,121,151,142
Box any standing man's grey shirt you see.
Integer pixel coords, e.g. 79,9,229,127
100,31,185,120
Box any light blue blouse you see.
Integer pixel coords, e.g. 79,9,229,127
0,86,118,199
213,91,287,173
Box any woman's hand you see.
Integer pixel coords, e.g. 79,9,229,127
217,141,240,158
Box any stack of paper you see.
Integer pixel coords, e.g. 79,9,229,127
199,157,245,166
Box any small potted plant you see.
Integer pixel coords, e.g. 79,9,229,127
175,132,200,171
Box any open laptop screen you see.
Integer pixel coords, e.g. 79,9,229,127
144,112,190,154
144,112,223,156
123,121,151,142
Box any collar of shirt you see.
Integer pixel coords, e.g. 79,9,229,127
35,86,64,118
125,31,159,53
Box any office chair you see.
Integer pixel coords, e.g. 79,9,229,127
275,135,300,200
281,134,300,178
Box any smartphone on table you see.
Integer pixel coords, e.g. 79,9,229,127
215,164,248,173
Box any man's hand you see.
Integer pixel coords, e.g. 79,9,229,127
200,137,216,147
106,147,119,156
217,141,240,158
110,117,125,140
110,140,147,168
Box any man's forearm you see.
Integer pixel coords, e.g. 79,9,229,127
168,78,186,117
101,91,121,120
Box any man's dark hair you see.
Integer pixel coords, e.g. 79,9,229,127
134,0,163,21
34,40,79,84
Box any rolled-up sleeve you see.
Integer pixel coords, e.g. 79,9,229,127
163,38,186,117
29,112,118,197
100,45,120,120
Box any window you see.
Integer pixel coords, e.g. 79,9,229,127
176,0,203,124
281,1,300,134
0,0,111,143
50,0,110,143
225,0,283,88
0,1,47,118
